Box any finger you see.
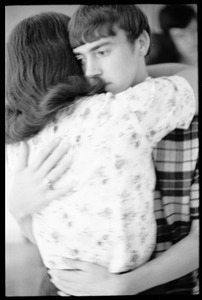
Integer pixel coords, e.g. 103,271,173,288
37,142,70,178
40,185,75,208
30,138,62,172
51,278,83,296
49,269,81,283
15,141,29,172
50,257,98,272
44,183,76,202
46,150,73,183
57,291,71,296
50,258,81,270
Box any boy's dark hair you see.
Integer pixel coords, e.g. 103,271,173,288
6,12,104,144
159,5,196,34
68,5,151,49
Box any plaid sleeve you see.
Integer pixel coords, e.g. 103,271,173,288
190,159,199,220
153,116,198,240
151,116,199,294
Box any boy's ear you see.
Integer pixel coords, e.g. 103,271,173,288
138,30,150,56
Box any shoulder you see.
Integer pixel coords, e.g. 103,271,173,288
144,76,195,102
149,75,193,91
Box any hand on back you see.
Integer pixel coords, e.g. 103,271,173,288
7,139,72,221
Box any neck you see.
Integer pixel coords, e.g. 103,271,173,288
133,62,149,86
137,69,149,84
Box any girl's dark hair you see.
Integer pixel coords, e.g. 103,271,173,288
68,5,151,49
6,12,104,144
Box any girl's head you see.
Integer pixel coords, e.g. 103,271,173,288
6,12,82,104
6,12,104,144
69,5,151,49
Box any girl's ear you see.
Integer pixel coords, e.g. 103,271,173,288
138,30,150,56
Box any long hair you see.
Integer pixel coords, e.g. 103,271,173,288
68,5,150,49
5,12,104,144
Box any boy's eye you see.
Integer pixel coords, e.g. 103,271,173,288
96,49,109,57
76,55,86,65
98,50,105,55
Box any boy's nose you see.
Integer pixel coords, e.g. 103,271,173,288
84,58,102,78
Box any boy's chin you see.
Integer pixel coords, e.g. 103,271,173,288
104,83,120,94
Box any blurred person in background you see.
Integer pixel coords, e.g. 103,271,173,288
146,5,198,66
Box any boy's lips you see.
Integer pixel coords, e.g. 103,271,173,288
104,82,112,87
104,83,112,91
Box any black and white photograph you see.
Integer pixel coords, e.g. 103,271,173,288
5,4,199,296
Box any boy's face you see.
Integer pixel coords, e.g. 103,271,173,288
73,28,148,94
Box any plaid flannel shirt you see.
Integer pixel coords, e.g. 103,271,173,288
151,115,199,294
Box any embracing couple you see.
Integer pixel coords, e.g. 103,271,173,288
6,5,199,295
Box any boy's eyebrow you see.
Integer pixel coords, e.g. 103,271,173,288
89,41,112,52
74,41,113,54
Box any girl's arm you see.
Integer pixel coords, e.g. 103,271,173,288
176,67,198,114
147,64,198,114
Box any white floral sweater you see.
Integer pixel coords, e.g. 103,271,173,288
7,76,195,273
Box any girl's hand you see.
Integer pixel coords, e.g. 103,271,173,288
7,139,73,221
